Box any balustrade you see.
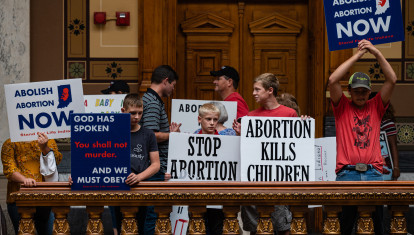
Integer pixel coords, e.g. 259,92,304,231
11,181,414,235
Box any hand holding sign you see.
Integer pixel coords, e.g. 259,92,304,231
37,132,50,155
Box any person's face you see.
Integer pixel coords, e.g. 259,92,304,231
213,76,231,92
198,113,219,135
122,106,143,126
349,87,371,108
163,79,176,97
253,81,272,104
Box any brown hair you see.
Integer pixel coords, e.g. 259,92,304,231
122,93,143,109
277,93,301,116
199,103,220,118
254,73,279,96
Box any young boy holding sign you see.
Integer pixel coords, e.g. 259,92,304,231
233,73,296,235
113,94,160,234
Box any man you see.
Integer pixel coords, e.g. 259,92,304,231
140,65,181,178
328,39,397,235
234,73,296,235
101,80,130,94
211,66,249,119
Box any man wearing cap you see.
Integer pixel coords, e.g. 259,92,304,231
328,39,397,235
211,66,249,119
101,80,130,94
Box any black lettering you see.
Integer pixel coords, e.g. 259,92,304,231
289,143,296,161
261,142,270,160
304,120,311,138
246,120,254,137
294,120,303,138
273,120,281,138
255,120,263,137
302,165,310,181
213,137,221,156
179,104,184,112
276,165,284,181
188,136,195,156
196,137,204,156
204,137,212,156
197,161,205,180
18,114,34,130
188,160,195,180
220,161,227,180
264,120,272,138
285,165,293,181
228,162,237,181
247,165,255,181
170,160,178,179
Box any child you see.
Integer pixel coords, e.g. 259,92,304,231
114,93,160,234
196,103,224,234
196,103,220,135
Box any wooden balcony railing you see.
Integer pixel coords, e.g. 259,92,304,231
11,181,414,235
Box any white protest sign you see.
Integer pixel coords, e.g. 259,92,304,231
240,117,315,181
171,99,237,133
170,206,189,235
84,94,126,113
315,137,337,181
4,79,84,142
167,132,241,181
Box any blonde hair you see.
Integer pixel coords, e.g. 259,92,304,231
254,73,279,96
198,103,220,118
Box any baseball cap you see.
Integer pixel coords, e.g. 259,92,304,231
210,66,240,82
101,80,130,94
348,72,371,90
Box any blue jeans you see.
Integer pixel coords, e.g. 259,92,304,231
336,166,384,235
113,171,164,234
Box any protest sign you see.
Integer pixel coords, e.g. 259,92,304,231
240,117,315,181
380,131,394,179
4,79,84,142
167,133,241,181
315,137,337,181
170,206,189,235
84,94,126,113
71,113,130,190
171,99,237,133
324,0,404,51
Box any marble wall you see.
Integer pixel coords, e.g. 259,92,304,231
0,0,30,173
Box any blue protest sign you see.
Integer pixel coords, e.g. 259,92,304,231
324,0,404,51
71,113,131,190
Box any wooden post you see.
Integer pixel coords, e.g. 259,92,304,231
86,206,104,235
291,206,308,235
356,206,375,235
52,206,71,235
18,206,36,235
188,206,207,235
120,206,139,235
222,206,240,235
389,206,408,235
323,206,341,235
256,206,274,235
154,206,172,235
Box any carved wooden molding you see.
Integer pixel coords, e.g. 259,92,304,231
249,13,302,35
181,13,235,35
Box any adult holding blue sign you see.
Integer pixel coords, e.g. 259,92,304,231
324,0,404,51
328,39,397,234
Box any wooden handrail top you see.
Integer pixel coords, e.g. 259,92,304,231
12,181,414,207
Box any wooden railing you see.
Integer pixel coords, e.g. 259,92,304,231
12,181,414,234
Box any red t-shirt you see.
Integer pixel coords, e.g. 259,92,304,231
332,92,387,173
248,105,297,117
196,129,219,135
225,92,249,119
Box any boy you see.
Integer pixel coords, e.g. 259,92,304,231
233,73,296,235
115,93,160,234
328,39,396,234
196,103,223,235
196,103,220,135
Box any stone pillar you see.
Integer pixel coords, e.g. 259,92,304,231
0,0,30,158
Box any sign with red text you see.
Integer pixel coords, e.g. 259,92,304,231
4,79,84,142
240,117,315,181
167,133,241,181
70,113,131,190
171,99,237,133
84,94,126,113
324,0,404,51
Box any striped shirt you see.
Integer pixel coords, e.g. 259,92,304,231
140,88,170,173
381,119,397,136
